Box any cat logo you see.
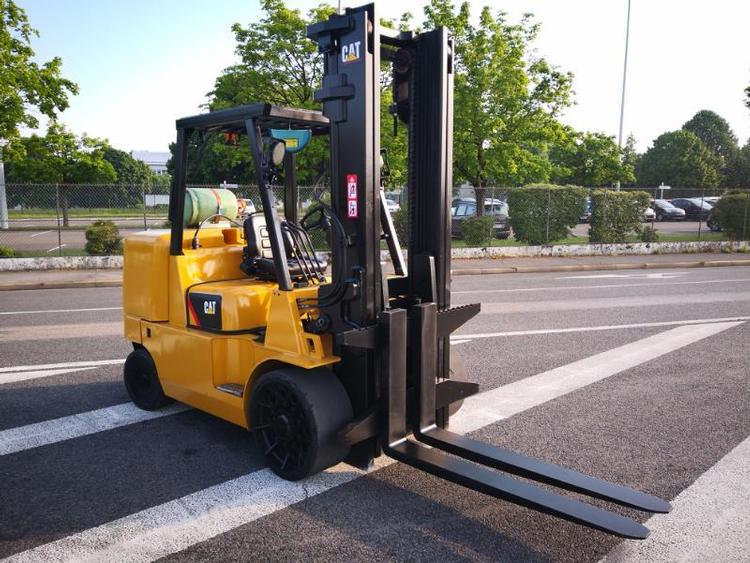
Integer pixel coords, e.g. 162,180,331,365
204,301,217,315
341,41,361,64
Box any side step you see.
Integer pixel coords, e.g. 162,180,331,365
378,305,672,539
216,383,244,397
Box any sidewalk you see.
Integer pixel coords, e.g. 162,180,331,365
1,252,749,291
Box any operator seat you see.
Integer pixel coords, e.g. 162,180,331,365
240,212,327,281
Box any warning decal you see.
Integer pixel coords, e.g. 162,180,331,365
346,174,358,218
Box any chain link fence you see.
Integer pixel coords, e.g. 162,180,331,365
0,184,747,256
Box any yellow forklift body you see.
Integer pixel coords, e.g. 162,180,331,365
123,227,338,428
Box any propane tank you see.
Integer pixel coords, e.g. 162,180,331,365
183,188,239,227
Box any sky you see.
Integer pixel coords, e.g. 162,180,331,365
19,0,750,154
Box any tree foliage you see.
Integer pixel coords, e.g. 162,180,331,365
6,122,115,184
682,110,741,189
635,130,720,190
422,1,573,214
0,0,78,143
549,128,634,187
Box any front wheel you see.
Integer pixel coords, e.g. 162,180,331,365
124,347,173,411
250,367,353,481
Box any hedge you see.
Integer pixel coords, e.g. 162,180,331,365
507,184,587,245
589,190,651,243
460,216,494,246
710,192,750,240
393,206,409,245
85,220,123,255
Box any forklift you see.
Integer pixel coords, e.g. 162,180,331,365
122,3,671,539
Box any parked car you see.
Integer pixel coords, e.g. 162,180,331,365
451,198,511,239
644,207,655,221
384,198,400,213
669,198,713,220
651,199,686,221
579,198,593,223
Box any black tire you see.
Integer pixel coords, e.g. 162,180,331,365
124,347,173,411
656,213,664,222
250,367,353,481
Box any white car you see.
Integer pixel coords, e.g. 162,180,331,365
384,199,400,213
644,207,655,221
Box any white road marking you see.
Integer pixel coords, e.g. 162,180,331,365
451,321,743,432
0,307,122,316
6,320,741,563
453,277,750,295
1,366,98,385
450,316,750,341
0,359,125,374
0,403,190,456
29,230,53,238
46,244,67,253
601,436,750,563
559,272,688,279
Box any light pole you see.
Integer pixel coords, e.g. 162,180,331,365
616,0,632,191
0,138,9,230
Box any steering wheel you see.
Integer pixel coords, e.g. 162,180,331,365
300,204,329,232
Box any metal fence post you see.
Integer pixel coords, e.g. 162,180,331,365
141,184,148,230
698,186,704,241
55,184,63,257
545,187,551,244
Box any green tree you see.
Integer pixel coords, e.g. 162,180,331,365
423,1,573,214
635,130,721,191
7,123,116,224
102,147,153,186
0,0,78,144
682,110,740,188
549,129,634,187
621,134,639,187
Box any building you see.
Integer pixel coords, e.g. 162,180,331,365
132,151,170,175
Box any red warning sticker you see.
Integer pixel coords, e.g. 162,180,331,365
346,174,358,218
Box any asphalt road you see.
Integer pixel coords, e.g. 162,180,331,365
0,267,748,562
0,219,715,252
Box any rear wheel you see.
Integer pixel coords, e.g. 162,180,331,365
124,347,173,411
250,367,353,481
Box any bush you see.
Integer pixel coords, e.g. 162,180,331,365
711,192,750,240
589,190,650,243
507,184,587,245
639,225,659,243
85,220,123,255
460,216,494,246
0,245,16,258
392,206,409,245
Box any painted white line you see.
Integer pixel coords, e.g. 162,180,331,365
0,307,122,316
451,316,750,340
0,359,125,374
451,321,743,432
46,244,67,253
29,230,53,238
1,366,99,385
601,436,750,563
7,320,741,563
0,402,190,456
453,278,750,295
559,272,689,279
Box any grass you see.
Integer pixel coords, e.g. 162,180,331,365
9,207,166,218
6,248,91,258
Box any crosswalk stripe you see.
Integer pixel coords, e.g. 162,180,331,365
601,436,750,563
0,366,98,385
0,403,190,456
5,320,741,562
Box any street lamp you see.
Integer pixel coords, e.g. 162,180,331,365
0,138,9,230
616,0,632,192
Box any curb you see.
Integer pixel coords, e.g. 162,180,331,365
0,280,123,291
449,259,750,276
2,258,749,290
